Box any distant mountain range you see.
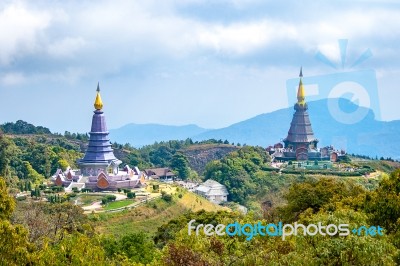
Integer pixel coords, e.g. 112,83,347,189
109,124,208,147
109,98,400,159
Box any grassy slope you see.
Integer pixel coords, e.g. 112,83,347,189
351,159,400,173
93,191,229,238
103,199,137,210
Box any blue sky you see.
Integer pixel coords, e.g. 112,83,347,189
0,0,399,133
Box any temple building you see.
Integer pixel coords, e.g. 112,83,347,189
144,168,175,182
52,84,145,191
194,179,229,204
267,69,346,162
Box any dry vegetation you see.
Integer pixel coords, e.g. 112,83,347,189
93,191,228,238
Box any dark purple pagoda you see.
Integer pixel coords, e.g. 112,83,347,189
282,68,319,160
268,69,345,161
52,84,145,191
77,83,122,176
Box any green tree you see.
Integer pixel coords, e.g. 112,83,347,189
162,193,173,202
0,135,12,176
278,177,366,222
57,159,69,171
0,177,15,220
149,145,174,167
338,154,351,163
26,144,54,177
23,162,45,185
364,169,400,233
288,208,398,265
204,146,272,205
127,192,136,199
159,208,398,266
0,177,33,265
170,153,190,180
101,232,159,264
0,220,33,265
34,186,41,199
0,120,50,134
35,233,111,265
154,210,237,248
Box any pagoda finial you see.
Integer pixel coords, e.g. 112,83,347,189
94,82,103,110
297,67,305,105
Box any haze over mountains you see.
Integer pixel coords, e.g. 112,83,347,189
109,99,400,159
110,124,208,147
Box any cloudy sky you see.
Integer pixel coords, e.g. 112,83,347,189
0,0,399,133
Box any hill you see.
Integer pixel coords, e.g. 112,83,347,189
109,98,400,159
194,98,400,159
180,144,239,174
109,123,209,147
0,128,240,188
0,120,51,135
94,189,228,237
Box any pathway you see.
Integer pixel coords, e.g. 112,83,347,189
81,192,127,212
82,192,160,214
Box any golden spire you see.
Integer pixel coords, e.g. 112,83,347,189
297,67,305,105
94,82,103,110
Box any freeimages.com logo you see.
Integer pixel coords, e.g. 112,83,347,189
188,220,384,241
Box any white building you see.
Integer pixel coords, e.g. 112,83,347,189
195,179,228,204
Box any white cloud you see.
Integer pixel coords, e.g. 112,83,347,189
0,0,399,131
1,1,400,91
197,20,297,55
48,37,86,58
0,2,51,65
2,1,398,73
1,72,25,85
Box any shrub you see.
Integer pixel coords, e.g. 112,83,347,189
51,186,64,192
127,192,136,199
67,193,77,199
106,195,117,202
260,166,280,172
60,195,68,203
150,202,158,209
338,155,351,163
162,193,172,202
